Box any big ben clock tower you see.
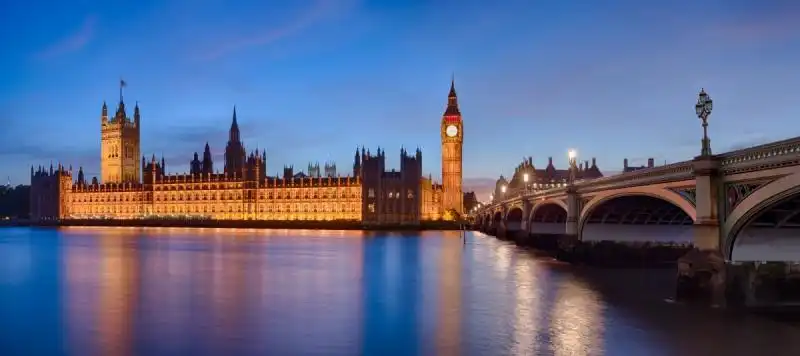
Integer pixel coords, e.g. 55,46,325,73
441,78,463,216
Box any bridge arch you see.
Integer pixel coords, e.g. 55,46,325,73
724,173,800,261
579,188,696,243
528,200,568,234
505,206,524,232
492,210,503,228
481,213,491,230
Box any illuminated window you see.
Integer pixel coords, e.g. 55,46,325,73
388,192,393,198
368,203,375,213
407,190,414,199
368,188,375,198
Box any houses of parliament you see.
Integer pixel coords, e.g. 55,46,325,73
30,80,468,224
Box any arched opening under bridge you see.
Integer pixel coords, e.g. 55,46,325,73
506,207,524,232
528,203,567,234
580,195,694,243
730,190,800,262
492,211,503,229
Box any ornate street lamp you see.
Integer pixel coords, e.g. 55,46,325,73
523,173,529,193
695,88,713,156
567,149,577,184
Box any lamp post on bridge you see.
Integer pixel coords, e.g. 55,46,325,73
567,149,577,185
695,88,714,156
523,173,529,194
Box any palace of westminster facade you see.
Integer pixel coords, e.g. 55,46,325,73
30,81,468,224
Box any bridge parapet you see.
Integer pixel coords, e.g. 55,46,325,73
575,161,694,193
720,136,800,175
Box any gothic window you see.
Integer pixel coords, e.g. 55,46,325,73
368,188,375,198
368,203,375,213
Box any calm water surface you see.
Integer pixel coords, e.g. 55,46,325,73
0,227,799,356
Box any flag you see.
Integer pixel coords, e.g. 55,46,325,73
120,79,127,88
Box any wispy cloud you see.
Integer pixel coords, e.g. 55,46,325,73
36,15,97,59
201,0,356,60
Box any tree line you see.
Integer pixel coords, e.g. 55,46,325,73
0,185,30,218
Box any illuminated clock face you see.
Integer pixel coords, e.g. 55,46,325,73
446,125,458,137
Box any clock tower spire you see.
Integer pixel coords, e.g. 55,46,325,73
441,76,463,217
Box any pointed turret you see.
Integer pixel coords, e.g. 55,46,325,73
444,76,460,116
202,142,214,174
101,101,108,124
78,166,85,185
229,106,240,142
134,101,140,125
224,106,246,175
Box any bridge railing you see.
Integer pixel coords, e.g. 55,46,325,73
574,161,695,192
719,136,800,170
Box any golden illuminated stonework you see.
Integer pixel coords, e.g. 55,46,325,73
30,80,468,225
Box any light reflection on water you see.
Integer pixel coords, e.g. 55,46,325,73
0,227,800,355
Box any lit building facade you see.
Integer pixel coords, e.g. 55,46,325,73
30,80,467,223
491,156,604,202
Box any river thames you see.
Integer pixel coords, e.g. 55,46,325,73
0,227,799,356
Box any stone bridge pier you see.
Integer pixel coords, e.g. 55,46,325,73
675,156,728,307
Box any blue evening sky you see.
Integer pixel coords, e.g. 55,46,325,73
1,0,799,198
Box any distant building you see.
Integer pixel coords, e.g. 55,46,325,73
306,162,338,178
29,79,465,224
463,191,478,213
623,158,655,172
493,156,604,200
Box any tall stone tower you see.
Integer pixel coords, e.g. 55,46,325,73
441,78,463,216
224,106,246,176
101,80,141,183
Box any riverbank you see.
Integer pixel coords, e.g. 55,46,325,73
1,218,469,231
502,231,692,268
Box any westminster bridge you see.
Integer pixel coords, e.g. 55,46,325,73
473,135,800,307
472,86,800,306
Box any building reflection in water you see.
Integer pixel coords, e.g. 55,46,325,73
511,254,544,356
63,228,140,356
208,234,247,354
549,276,605,356
492,242,514,279
63,226,368,354
435,232,463,355
360,233,423,355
